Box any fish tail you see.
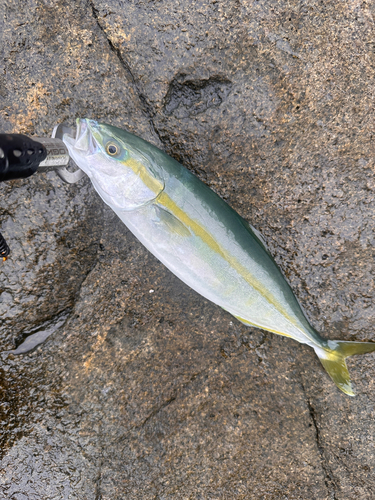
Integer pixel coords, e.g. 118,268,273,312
313,340,375,396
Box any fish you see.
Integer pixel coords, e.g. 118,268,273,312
63,118,375,396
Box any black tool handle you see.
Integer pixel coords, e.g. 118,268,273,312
0,231,10,260
0,133,47,182
0,134,48,260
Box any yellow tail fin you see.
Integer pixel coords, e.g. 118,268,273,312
314,341,375,396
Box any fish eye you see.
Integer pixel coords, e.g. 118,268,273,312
105,142,120,156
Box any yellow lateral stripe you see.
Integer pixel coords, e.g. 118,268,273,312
157,191,300,329
124,157,164,194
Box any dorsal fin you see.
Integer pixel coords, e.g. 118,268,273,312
241,218,272,256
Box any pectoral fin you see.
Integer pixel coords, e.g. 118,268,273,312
154,205,191,237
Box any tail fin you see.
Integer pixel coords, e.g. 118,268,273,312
314,341,375,396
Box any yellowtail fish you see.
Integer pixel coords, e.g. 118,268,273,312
64,119,375,396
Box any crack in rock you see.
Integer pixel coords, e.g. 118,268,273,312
95,457,103,500
87,0,163,144
140,394,177,429
301,379,338,500
134,362,227,431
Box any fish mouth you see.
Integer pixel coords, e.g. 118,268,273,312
73,118,98,155
62,118,99,176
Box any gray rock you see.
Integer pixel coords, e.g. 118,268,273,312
1,0,375,498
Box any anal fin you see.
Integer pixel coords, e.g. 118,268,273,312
232,313,292,338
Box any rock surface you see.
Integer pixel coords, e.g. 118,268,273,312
1,0,375,498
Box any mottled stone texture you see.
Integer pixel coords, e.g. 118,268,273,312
1,0,375,498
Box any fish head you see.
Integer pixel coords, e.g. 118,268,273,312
63,119,164,211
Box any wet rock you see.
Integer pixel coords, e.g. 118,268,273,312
1,0,375,498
